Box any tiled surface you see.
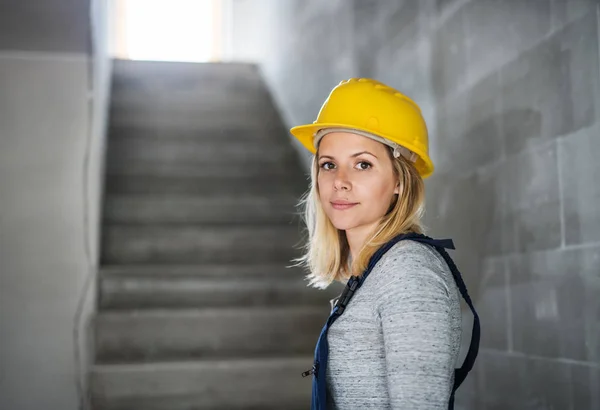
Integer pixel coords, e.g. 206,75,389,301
508,246,600,362
504,142,562,253
550,0,598,29
478,351,573,409
430,142,561,257
353,0,421,71
500,12,599,156
435,72,503,174
478,352,527,408
571,363,600,409
430,4,468,99
477,258,509,350
453,354,484,409
560,123,600,245
465,0,553,87
434,0,465,14
425,162,505,259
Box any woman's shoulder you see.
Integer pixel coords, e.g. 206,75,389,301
368,239,454,292
379,239,448,269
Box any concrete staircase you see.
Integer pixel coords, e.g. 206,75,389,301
91,60,338,410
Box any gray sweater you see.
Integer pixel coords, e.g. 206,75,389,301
325,240,462,409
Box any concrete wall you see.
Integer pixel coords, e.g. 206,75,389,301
230,0,600,408
0,0,111,408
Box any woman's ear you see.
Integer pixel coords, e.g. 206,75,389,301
394,183,400,195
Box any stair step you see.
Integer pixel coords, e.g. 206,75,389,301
107,125,285,142
101,225,304,264
106,135,293,164
111,61,268,102
91,356,312,410
112,60,263,85
99,271,340,310
109,104,281,130
104,174,307,196
104,135,299,176
100,264,307,279
109,95,278,115
95,307,326,363
103,195,300,225
110,92,274,112
111,87,270,108
106,161,302,178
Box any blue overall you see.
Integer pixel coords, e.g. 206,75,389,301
301,232,481,410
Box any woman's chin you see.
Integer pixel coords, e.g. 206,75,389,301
328,216,358,231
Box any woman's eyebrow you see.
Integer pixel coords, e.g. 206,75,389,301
352,151,378,159
318,151,378,160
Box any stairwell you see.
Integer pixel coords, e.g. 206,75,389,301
90,60,338,410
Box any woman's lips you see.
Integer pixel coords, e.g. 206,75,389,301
330,201,358,210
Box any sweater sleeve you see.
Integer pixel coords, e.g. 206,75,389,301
374,242,460,409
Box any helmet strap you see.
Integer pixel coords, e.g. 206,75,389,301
313,128,418,163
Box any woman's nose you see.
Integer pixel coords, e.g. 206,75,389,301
333,169,351,191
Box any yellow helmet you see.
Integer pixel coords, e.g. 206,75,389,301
289,78,434,178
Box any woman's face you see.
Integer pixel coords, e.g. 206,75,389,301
317,131,399,234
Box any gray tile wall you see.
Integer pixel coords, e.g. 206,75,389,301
237,0,600,407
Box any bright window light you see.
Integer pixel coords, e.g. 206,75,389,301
125,0,214,62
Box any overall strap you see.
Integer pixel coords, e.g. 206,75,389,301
393,233,481,395
428,241,481,392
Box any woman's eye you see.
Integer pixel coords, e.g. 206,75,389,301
356,161,372,170
320,162,335,170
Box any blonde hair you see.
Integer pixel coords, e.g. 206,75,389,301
294,146,426,289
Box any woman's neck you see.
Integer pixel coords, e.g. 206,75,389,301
345,221,380,262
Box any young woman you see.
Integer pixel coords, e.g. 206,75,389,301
290,78,480,409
